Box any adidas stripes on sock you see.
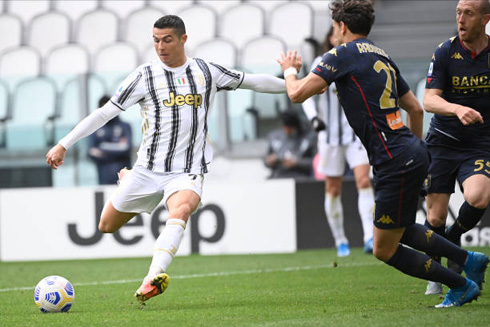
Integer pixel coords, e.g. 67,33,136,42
148,218,186,277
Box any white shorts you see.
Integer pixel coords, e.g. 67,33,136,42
110,165,204,214
317,133,369,177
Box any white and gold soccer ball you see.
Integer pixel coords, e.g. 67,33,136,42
34,276,75,313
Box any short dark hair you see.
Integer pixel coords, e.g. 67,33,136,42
330,0,375,36
154,15,186,36
281,110,301,128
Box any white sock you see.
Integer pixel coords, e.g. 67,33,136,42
358,187,374,243
325,194,348,247
147,218,186,277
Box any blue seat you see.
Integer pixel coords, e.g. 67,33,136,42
6,77,57,150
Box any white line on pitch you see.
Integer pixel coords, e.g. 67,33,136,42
0,261,381,293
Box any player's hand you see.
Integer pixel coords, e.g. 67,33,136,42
117,167,130,185
456,106,483,125
311,116,326,132
46,144,67,170
277,50,302,74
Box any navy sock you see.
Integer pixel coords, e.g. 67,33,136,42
423,218,446,236
423,219,446,262
447,201,486,243
386,244,466,289
400,223,467,266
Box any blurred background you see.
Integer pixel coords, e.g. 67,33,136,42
0,0,472,188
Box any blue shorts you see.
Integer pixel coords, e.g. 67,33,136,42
425,144,490,194
373,139,429,229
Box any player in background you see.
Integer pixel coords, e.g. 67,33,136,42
423,0,490,295
46,15,287,304
278,0,488,308
302,26,374,257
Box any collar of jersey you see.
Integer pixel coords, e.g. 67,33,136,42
159,57,190,72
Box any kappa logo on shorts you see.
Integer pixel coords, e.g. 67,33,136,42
376,215,394,225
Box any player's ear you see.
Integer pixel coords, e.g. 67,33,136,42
181,33,188,44
483,14,490,26
339,21,347,36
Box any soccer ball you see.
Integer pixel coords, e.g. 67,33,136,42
34,276,75,313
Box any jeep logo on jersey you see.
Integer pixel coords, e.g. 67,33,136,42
163,91,203,109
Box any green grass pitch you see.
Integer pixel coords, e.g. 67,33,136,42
1,247,489,327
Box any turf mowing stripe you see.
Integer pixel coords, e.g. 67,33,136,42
0,261,381,293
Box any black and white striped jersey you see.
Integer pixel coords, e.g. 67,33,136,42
310,56,357,146
111,57,244,174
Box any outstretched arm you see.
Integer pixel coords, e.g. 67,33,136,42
239,73,286,93
277,51,328,103
46,101,122,169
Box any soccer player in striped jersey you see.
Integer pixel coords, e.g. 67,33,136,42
302,26,374,257
423,0,490,295
46,15,287,304
278,0,488,308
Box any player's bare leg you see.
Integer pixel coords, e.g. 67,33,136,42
135,190,200,304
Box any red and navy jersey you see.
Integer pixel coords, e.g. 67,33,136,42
426,35,490,151
313,38,416,166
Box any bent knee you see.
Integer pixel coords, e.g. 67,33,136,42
98,221,116,233
465,196,490,210
372,245,397,262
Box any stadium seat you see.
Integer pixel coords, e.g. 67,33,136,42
92,42,139,92
27,11,71,57
268,2,314,50
6,77,57,150
240,36,286,76
124,6,165,57
219,3,265,50
101,0,146,20
149,0,193,14
0,79,9,147
246,0,283,13
178,5,217,52
7,0,50,25
0,13,23,53
44,43,90,88
240,36,289,130
192,38,238,68
0,46,42,92
53,0,98,23
196,0,240,14
75,9,119,55
44,44,91,140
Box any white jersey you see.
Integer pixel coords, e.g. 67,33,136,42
111,57,244,174
310,55,357,146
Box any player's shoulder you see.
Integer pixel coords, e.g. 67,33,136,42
435,36,459,53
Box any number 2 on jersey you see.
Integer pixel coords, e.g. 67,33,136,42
373,60,398,109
